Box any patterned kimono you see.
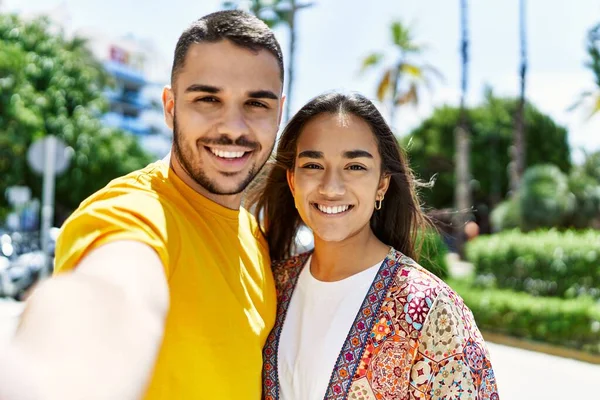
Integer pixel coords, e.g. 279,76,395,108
263,248,499,400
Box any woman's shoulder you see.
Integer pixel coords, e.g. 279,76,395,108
271,251,312,293
389,249,483,337
390,250,445,287
386,250,498,398
389,249,465,309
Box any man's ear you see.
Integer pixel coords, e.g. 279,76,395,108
162,85,175,130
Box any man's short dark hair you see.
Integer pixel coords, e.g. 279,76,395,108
171,10,284,85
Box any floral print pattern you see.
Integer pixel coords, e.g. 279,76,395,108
263,249,499,399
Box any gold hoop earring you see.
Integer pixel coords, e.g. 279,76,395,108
375,195,384,211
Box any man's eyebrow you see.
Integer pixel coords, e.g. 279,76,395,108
183,86,279,100
248,90,279,100
184,84,220,93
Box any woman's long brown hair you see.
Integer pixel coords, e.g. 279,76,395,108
246,92,430,262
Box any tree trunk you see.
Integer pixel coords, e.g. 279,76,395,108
454,0,471,256
511,0,528,194
389,99,396,129
389,63,401,129
284,0,297,123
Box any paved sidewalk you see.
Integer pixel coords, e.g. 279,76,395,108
445,252,474,278
488,341,600,399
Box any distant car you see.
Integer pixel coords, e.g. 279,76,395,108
0,251,47,300
0,228,55,300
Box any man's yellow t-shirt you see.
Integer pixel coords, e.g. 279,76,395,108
54,161,276,399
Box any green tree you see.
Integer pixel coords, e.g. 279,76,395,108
404,90,571,217
0,14,152,221
361,21,443,128
223,0,315,122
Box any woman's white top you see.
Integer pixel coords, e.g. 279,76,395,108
278,256,383,400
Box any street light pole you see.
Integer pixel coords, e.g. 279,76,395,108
40,135,57,279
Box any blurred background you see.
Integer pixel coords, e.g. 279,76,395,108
1,0,600,398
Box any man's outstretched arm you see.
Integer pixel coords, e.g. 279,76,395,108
0,240,169,400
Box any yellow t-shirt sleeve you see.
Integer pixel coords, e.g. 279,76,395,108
54,193,176,278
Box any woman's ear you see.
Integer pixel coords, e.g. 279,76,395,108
377,174,391,200
286,169,295,197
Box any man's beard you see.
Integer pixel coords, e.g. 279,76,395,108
171,115,273,196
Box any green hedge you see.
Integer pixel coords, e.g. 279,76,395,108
450,279,600,354
466,229,600,298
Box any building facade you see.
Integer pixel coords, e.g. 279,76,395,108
85,32,172,158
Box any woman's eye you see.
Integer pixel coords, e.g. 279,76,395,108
348,165,366,171
301,164,322,170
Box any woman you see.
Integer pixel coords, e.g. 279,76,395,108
250,93,499,400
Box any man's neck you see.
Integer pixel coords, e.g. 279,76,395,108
165,153,243,210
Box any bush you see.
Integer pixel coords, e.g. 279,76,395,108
519,164,575,231
449,279,600,354
489,198,520,232
490,162,600,232
567,170,600,229
581,150,600,182
418,230,449,279
466,229,600,299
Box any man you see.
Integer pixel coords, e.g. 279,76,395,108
0,10,284,399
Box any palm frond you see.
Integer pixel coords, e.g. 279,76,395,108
395,83,418,106
376,69,393,102
400,63,423,78
587,93,600,119
391,21,412,50
360,53,384,73
421,63,445,82
567,90,593,112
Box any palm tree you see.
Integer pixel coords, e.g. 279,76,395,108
360,21,442,129
510,0,528,194
223,0,314,122
570,23,600,117
454,0,471,255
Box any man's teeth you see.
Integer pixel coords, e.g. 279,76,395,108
210,149,246,159
317,204,350,214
